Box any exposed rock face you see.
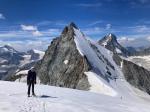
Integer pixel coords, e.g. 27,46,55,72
112,54,122,66
122,59,150,94
35,23,91,90
98,34,129,56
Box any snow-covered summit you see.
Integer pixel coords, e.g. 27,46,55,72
0,45,19,54
98,33,129,56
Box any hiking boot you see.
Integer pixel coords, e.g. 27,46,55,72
32,93,36,97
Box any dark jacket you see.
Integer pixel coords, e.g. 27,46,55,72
27,70,36,85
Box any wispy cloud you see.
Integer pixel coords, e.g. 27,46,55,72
32,30,42,36
76,3,102,8
37,21,52,26
0,26,61,51
43,29,61,36
138,0,149,4
118,36,150,47
106,24,112,30
21,25,37,31
21,24,43,36
0,13,5,19
130,0,150,8
37,20,67,27
0,39,51,52
83,27,103,35
88,20,103,26
128,25,150,33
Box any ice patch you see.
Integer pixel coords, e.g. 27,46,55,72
64,60,69,65
85,71,117,96
116,48,122,54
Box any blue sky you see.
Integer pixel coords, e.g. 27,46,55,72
1,0,150,51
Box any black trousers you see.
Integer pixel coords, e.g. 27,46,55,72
28,81,35,95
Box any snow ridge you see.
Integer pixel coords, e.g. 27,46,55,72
73,28,120,95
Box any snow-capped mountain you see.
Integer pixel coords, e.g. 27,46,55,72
98,33,130,56
0,45,44,81
35,23,150,97
1,23,150,112
36,23,119,92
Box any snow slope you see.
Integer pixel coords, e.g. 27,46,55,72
0,81,150,112
73,27,150,107
74,28,126,96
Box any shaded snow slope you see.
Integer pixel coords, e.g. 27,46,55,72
74,28,119,94
0,81,150,112
85,71,117,96
74,28,117,79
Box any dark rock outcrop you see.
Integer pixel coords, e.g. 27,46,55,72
35,23,91,90
122,59,150,94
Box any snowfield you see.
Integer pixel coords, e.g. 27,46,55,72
0,81,150,112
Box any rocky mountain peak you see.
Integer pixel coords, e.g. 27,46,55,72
35,23,121,92
98,33,129,56
107,33,117,42
61,22,78,36
69,22,78,29
35,23,91,90
99,33,117,45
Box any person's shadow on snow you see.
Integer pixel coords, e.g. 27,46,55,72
38,95,58,98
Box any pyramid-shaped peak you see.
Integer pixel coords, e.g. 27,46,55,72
107,33,117,41
99,33,118,45
68,22,78,29
62,22,78,35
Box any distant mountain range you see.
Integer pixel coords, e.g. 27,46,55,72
0,45,44,81
98,33,150,56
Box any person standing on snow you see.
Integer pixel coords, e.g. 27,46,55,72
27,67,36,97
